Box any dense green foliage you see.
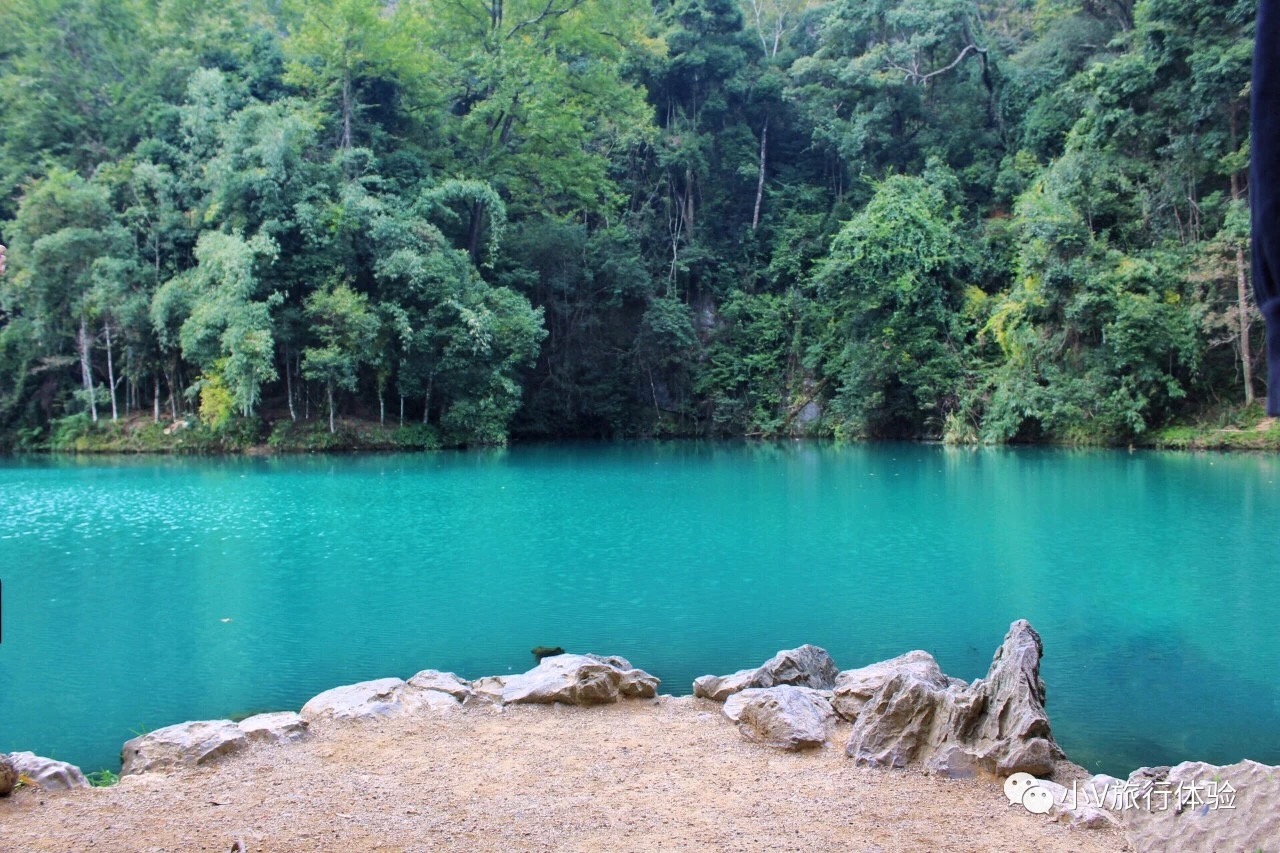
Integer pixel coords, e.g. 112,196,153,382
0,0,1262,447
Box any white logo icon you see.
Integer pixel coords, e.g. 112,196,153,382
1021,785,1054,814
1004,772,1037,804
1004,772,1055,814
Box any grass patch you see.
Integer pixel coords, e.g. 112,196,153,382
85,768,119,787
1143,403,1280,451
14,412,444,455
266,418,441,452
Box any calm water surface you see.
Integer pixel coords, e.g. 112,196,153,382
2,442,1278,777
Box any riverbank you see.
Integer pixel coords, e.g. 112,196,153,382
9,408,1280,454
0,697,1126,853
1143,415,1280,450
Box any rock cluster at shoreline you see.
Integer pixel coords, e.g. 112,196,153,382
3,623,1276,852
692,620,1062,778
119,653,659,776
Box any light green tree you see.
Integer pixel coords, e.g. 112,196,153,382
302,282,379,433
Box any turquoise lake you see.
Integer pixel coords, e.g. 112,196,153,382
1,442,1278,777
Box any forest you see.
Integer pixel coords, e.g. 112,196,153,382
0,0,1261,449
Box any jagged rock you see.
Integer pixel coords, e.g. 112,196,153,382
839,620,1063,777
0,755,16,796
693,645,838,701
845,670,952,768
407,670,473,700
237,712,309,744
121,720,247,775
501,654,660,706
722,686,835,750
5,752,90,790
1118,759,1280,853
832,650,959,722
964,619,1062,775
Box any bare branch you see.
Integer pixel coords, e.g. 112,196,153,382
505,0,586,41
889,43,986,86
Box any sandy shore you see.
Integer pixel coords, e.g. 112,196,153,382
0,696,1128,852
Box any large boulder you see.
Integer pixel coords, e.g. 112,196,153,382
121,720,248,775
301,676,470,722
501,654,660,706
1118,759,1280,852
300,678,415,722
844,670,956,768
832,650,960,722
693,645,839,701
839,620,1064,777
5,752,89,790
722,686,835,750
237,712,309,744
0,755,15,796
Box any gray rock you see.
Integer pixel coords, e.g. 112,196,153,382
300,677,414,722
926,744,985,780
121,720,248,775
722,686,835,750
407,669,472,700
0,755,16,796
501,654,660,706
963,619,1063,775
693,645,839,701
832,650,954,722
5,752,89,790
1119,759,1280,853
692,669,758,702
836,620,1063,777
845,670,950,768
237,712,309,744
586,654,633,670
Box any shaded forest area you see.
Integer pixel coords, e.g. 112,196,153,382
0,0,1262,449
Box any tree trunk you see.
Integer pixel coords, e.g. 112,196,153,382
1236,244,1256,406
399,395,405,427
379,391,385,426
752,114,769,230
79,317,97,422
685,167,695,235
104,322,118,421
341,73,353,155
327,380,335,434
1231,169,1256,406
154,374,161,423
284,349,297,422
467,199,487,266
166,367,177,421
422,374,434,425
